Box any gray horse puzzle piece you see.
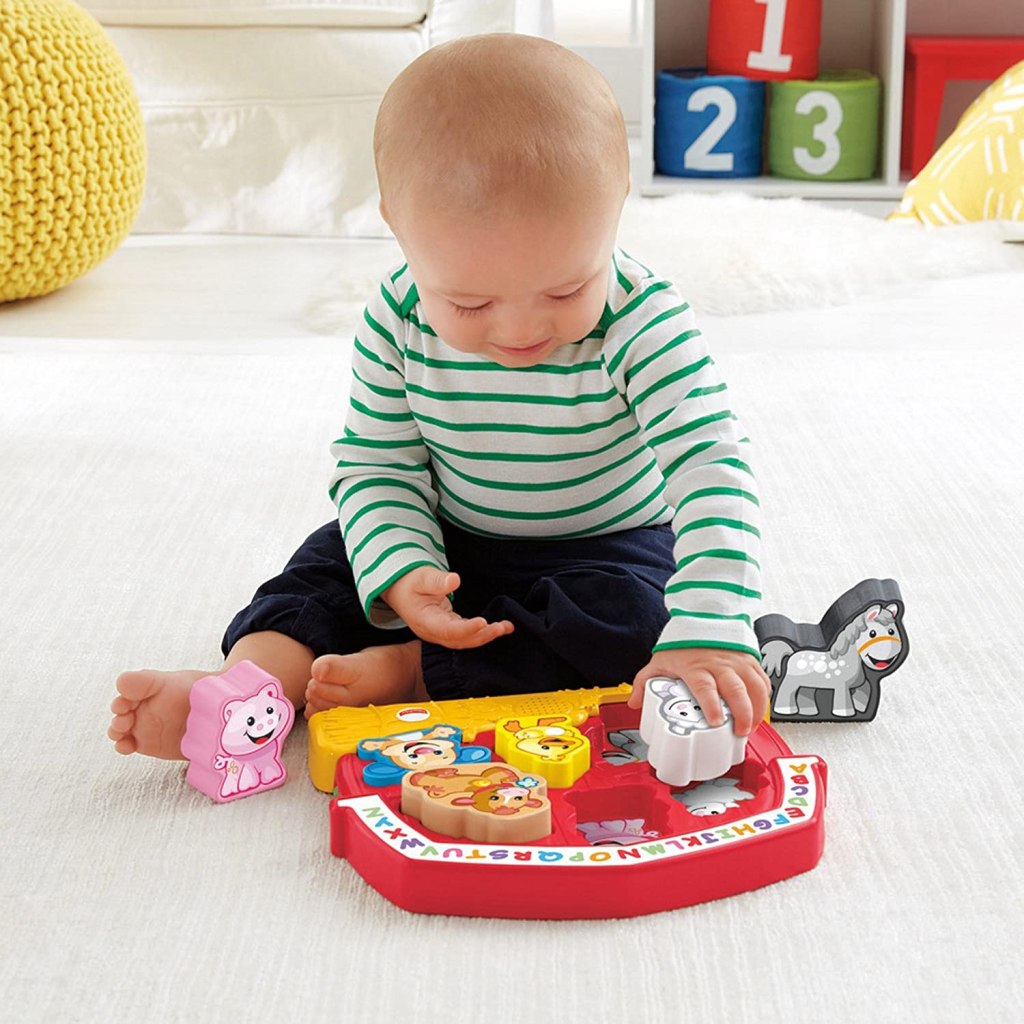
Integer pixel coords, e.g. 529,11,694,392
755,578,908,722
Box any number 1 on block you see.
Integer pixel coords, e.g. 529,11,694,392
747,0,792,74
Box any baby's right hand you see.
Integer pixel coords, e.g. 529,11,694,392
382,566,514,649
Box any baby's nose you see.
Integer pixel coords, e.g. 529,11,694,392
492,307,548,346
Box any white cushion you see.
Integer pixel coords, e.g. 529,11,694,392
113,25,424,235
93,1,519,235
426,0,517,45
83,0,428,28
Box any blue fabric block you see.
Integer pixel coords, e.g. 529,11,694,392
655,68,766,178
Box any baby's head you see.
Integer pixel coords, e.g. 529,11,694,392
375,33,629,225
374,34,630,367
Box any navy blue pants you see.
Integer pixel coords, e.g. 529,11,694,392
223,519,675,700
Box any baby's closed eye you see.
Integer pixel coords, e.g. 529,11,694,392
449,301,491,318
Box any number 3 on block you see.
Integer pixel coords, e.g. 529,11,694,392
793,90,843,175
684,86,737,173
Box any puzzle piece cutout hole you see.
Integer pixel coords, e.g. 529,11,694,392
564,783,675,844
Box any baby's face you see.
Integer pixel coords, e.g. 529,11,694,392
391,194,622,368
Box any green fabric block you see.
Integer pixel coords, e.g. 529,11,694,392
768,71,880,181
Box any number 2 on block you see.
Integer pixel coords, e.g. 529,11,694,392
684,86,737,173
747,0,792,73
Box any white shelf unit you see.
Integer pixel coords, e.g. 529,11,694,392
639,0,908,200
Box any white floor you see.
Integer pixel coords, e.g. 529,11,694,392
2,226,1022,1023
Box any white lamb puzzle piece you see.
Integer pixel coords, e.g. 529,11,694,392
638,677,748,787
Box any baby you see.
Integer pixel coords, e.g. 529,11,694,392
109,34,770,762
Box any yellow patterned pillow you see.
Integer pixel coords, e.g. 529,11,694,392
890,61,1024,225
1,0,146,303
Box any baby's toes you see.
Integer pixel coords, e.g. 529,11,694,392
303,693,330,719
310,653,347,684
305,671,365,716
113,735,138,755
306,678,342,710
108,708,132,737
107,715,138,754
110,693,137,716
114,670,160,705
304,680,320,711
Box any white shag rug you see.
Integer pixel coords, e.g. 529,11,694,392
307,192,1024,328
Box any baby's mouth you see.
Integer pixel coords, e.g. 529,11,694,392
493,338,551,357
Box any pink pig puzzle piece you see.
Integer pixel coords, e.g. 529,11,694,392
181,660,295,802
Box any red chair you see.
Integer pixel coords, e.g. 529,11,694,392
902,34,1024,177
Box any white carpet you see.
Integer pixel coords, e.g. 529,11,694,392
2,197,1023,1023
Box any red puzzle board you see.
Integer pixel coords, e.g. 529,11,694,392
328,699,827,919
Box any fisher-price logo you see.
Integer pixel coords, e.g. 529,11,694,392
396,707,431,723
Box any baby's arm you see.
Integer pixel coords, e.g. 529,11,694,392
382,566,514,649
604,258,766,734
330,274,451,630
627,647,771,736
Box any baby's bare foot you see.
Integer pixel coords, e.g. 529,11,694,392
306,641,424,718
108,669,208,760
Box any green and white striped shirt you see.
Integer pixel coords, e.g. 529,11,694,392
329,249,761,658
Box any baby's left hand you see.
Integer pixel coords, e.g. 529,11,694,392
627,648,771,736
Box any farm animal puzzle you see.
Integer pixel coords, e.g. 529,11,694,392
324,685,828,918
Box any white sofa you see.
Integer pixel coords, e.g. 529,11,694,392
82,0,531,235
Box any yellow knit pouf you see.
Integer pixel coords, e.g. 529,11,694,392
1,0,145,303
